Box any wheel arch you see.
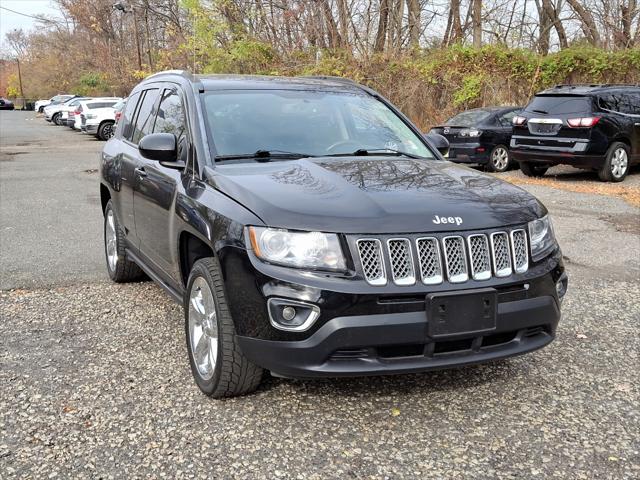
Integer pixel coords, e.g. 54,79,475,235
179,231,215,287
100,183,111,214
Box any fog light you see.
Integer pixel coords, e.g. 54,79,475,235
282,306,296,322
267,298,320,332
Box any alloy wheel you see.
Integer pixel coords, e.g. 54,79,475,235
491,147,509,171
105,209,118,271
188,277,219,381
611,148,628,179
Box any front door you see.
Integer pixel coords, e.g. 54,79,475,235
133,86,189,285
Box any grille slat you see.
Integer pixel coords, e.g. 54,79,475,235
356,229,528,286
356,239,387,286
387,239,415,285
416,237,443,285
490,232,512,277
467,234,491,281
442,236,468,283
511,229,529,273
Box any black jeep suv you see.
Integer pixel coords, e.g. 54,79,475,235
100,71,567,397
510,84,640,182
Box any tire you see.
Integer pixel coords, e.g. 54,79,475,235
52,112,61,126
103,200,143,282
38,106,44,113
598,142,629,182
185,257,263,398
486,145,511,172
98,121,115,141
520,161,548,177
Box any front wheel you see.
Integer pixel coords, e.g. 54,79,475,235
598,142,629,182
185,257,263,398
486,145,511,172
520,161,548,177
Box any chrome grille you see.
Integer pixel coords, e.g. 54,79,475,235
387,239,415,285
442,236,468,283
490,232,512,277
355,228,529,286
356,239,386,286
467,234,491,280
416,237,443,285
511,229,528,273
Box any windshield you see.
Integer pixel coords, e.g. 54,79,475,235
445,109,491,126
525,95,593,115
201,90,433,159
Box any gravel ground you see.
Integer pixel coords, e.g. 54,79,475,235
1,111,639,478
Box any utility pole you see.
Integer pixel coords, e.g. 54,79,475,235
16,58,24,99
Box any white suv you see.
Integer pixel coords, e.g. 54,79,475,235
78,98,122,140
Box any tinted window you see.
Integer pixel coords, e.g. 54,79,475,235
499,109,518,126
131,89,159,144
154,89,188,162
599,92,640,115
446,109,492,126
525,96,592,115
120,92,141,141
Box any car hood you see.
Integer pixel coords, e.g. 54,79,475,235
208,157,545,234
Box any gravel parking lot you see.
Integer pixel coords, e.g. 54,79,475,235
1,111,639,478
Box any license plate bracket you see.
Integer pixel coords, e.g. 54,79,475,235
427,288,497,338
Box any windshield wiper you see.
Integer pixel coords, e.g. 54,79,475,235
532,109,548,114
326,148,422,159
215,150,316,162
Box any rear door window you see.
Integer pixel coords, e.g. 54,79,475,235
120,92,141,141
525,96,593,115
131,88,160,144
499,110,518,126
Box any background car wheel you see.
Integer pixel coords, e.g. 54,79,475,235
98,121,115,141
486,145,511,172
598,142,629,182
519,161,548,177
185,257,263,398
52,113,62,125
38,106,44,113
103,200,143,282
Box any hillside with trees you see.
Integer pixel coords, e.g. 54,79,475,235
2,0,639,127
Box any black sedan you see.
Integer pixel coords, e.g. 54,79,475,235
0,98,15,110
430,107,520,172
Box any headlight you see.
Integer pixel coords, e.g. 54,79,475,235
248,227,346,271
528,215,557,261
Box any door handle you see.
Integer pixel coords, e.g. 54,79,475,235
134,166,147,178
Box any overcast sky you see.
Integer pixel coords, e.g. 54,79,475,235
0,0,61,50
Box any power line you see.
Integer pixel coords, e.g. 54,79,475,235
0,5,63,24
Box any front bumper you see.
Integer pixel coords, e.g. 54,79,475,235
223,246,565,378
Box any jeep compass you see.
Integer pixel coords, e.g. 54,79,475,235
100,72,567,397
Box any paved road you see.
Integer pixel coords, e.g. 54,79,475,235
1,111,639,478
0,111,105,290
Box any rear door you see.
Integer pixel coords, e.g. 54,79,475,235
133,85,188,284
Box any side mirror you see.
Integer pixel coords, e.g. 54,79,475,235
424,132,450,156
138,133,184,169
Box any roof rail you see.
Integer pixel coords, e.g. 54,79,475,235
304,75,358,84
145,69,193,81
552,83,640,89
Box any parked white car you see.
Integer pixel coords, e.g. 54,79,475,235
57,97,93,127
35,94,74,113
78,98,122,139
44,96,81,124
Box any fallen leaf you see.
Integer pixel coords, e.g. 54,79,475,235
391,408,400,417
575,333,587,339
